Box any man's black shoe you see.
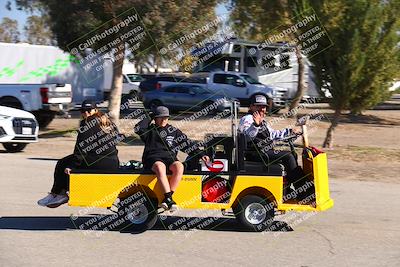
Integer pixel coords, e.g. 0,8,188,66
161,197,177,211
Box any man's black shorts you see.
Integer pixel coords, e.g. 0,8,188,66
143,156,178,170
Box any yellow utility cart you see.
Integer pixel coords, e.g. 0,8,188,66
69,110,333,232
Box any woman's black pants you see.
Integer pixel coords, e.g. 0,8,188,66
50,154,119,194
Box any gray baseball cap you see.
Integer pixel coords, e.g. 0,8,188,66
154,106,170,118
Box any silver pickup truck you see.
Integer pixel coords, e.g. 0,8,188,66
158,71,288,111
0,83,72,128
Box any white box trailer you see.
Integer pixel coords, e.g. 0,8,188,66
0,42,120,127
193,39,327,100
0,43,145,128
0,42,107,103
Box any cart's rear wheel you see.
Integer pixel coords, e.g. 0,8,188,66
117,192,158,232
233,195,275,232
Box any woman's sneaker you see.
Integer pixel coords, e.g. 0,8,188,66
37,193,57,207
45,194,69,208
160,197,177,211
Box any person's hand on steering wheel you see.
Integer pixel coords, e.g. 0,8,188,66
291,127,303,135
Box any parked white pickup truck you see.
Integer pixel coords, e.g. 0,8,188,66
0,83,72,128
0,105,39,152
103,71,143,100
158,71,288,111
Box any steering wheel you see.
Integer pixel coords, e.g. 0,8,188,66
278,131,303,142
276,132,303,162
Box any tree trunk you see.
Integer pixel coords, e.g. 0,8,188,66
322,109,341,148
289,45,306,117
108,46,125,126
350,109,363,116
154,54,160,73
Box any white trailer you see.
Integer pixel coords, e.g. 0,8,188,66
193,39,325,100
0,42,107,102
0,42,116,126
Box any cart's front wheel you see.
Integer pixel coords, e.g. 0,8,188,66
233,195,275,232
117,192,158,232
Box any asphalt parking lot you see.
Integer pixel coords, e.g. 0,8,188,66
1,146,399,266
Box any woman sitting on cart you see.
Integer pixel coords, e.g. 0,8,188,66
135,106,209,210
37,100,120,208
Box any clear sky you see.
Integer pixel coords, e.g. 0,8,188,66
216,3,230,18
0,0,30,35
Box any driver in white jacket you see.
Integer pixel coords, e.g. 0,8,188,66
238,94,306,199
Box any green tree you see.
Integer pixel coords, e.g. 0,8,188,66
305,0,400,148
135,0,219,72
229,0,311,115
24,15,56,45
15,0,218,124
0,17,20,43
230,0,400,148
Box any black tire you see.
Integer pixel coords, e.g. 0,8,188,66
3,143,27,152
103,91,110,101
116,192,158,232
0,96,23,109
128,90,140,102
148,100,162,111
33,111,55,129
201,101,217,116
233,195,275,232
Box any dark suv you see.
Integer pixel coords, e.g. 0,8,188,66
139,75,187,93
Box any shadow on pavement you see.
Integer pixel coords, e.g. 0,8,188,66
28,157,59,161
151,216,293,233
0,216,79,231
0,150,16,153
302,112,399,126
38,129,77,139
0,215,293,233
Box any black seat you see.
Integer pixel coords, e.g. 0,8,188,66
184,135,234,171
237,133,284,176
71,168,153,175
205,134,234,166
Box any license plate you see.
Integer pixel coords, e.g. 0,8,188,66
22,127,31,135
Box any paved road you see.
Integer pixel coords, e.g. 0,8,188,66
0,152,399,267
